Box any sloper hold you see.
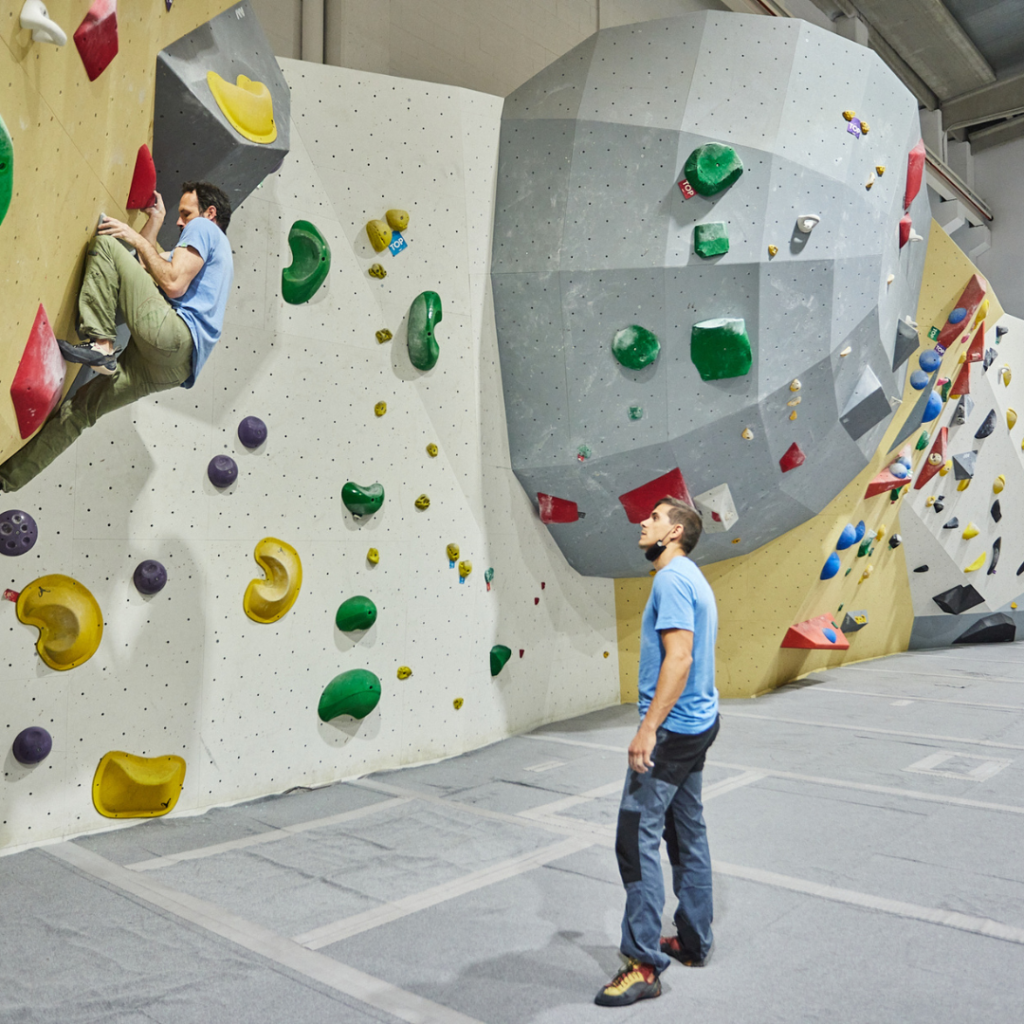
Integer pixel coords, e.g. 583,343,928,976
974,409,997,439
537,493,580,524
318,669,381,721
126,145,156,209
243,538,302,623
692,483,738,533
490,644,513,676
282,220,331,304
683,143,743,196
904,139,926,210
839,365,891,440
335,595,377,632
937,275,987,348
16,574,103,670
694,221,729,258
611,325,660,369
840,610,869,633
207,72,278,144
92,752,186,819
73,0,118,82
952,451,977,480
342,481,384,518
914,426,947,490
820,552,841,580
892,317,919,371
952,612,1015,645
932,584,985,614
780,614,850,651
690,318,752,381
10,304,65,439
618,468,693,523
407,291,442,370
0,112,11,228
836,523,858,550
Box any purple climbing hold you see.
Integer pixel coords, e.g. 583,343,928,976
133,560,168,595
948,307,968,325
0,509,38,556
208,454,238,488
13,726,52,765
237,416,268,449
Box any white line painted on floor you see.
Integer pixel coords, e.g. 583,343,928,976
517,781,622,820
797,685,1024,713
903,751,1012,782
294,836,592,950
47,843,485,1024
127,797,413,871
523,759,566,772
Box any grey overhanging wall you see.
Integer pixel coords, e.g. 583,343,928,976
973,135,1024,320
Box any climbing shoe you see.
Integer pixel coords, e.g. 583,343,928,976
594,959,661,1007
660,935,713,967
57,338,117,373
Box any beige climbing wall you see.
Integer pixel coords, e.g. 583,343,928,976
0,0,229,460
615,222,1005,701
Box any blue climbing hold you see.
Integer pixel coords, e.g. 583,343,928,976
853,521,866,543
890,463,910,479
948,307,967,325
909,370,930,390
836,524,858,550
922,390,943,422
823,628,837,643
820,552,841,580
919,350,942,373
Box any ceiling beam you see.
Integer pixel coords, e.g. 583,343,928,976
943,71,1024,132
865,24,940,111
967,113,1024,153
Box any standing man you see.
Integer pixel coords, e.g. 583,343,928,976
595,496,720,1007
0,181,234,492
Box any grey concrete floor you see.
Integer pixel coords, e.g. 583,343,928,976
3,644,1024,1023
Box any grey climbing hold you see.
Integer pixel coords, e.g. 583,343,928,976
932,584,985,615
840,610,869,632
943,517,959,529
953,395,974,425
983,348,997,370
839,365,891,440
974,409,996,439
992,500,1002,522
952,612,1015,644
951,451,977,480
892,317,919,371
988,537,1001,575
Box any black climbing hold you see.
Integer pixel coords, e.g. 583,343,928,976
991,500,1002,522
943,517,959,529
888,533,902,549
133,560,167,595
988,537,1001,575
932,584,985,615
952,612,1016,645
996,325,1009,338
913,565,929,573
974,409,997,439
933,500,944,513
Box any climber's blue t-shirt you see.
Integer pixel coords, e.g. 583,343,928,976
637,556,719,734
165,217,233,388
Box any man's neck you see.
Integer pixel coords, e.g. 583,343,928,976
653,547,685,572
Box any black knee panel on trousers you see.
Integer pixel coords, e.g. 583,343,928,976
616,809,643,884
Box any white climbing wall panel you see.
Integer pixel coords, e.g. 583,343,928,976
0,60,619,853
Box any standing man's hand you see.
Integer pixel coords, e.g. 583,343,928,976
628,723,657,774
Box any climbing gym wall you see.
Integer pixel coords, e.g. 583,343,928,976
1,10,618,851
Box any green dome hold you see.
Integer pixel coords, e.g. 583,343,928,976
408,291,442,370
490,644,513,676
336,595,377,632
342,481,384,518
683,143,744,197
318,669,381,722
611,325,660,370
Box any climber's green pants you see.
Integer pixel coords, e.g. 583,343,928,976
0,236,193,492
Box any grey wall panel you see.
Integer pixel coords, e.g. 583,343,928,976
502,35,598,123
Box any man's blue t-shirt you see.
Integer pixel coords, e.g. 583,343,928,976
165,217,234,389
638,556,719,734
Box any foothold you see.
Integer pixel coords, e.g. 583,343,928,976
952,451,977,481
865,172,875,190
767,244,778,257
366,219,392,252
690,318,752,381
237,416,267,449
612,325,661,370
17,574,103,671
933,584,985,614
243,538,302,624
282,220,331,304
374,401,387,417
820,552,841,580
1001,366,1012,387
779,443,806,473
992,500,1002,522
692,484,738,533
446,543,460,565
860,122,870,134
842,110,856,121
484,567,494,591
909,371,929,391
919,350,942,373
953,613,1015,645
133,560,167,595
342,481,384,518
0,510,38,556
206,71,277,144
426,443,438,457
628,405,644,421
1007,409,1017,430
888,533,902,549
988,537,1002,575
962,523,979,540
618,468,692,523
453,698,464,710
974,300,990,327
943,517,959,529
905,139,926,210
993,474,1006,494
996,325,1009,338
795,214,820,234
964,552,987,573
385,209,409,231
975,409,997,439
683,143,744,196
19,2,68,45
576,444,592,461
126,144,157,209
0,113,11,229
899,214,912,248
397,666,412,679
875,165,885,176
12,726,52,766
414,494,431,510
490,644,513,676
787,397,801,408
886,274,895,286
407,291,442,371
318,669,381,722
208,454,238,488
841,610,869,633
458,560,472,583
914,565,929,573
789,410,798,422
368,263,387,279
73,0,118,82
92,752,186,819
839,346,852,358
741,426,754,440
957,478,971,492
376,329,392,344
335,595,377,632
367,548,379,565
780,614,849,651
694,222,729,258
537,493,580,524
11,305,66,440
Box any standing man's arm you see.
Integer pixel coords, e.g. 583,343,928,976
96,213,204,298
628,628,694,774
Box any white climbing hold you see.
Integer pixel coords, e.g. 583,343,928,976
796,214,820,234
20,1,66,45
839,346,852,357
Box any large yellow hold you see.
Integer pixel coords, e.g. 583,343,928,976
207,72,277,144
93,752,186,819
16,574,103,671
244,538,302,623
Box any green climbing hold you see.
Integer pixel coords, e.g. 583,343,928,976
690,318,752,381
611,325,660,370
342,481,384,518
408,291,442,370
915,430,930,451
694,222,729,258
490,644,512,677
335,595,378,632
318,669,381,721
628,405,644,421
282,220,331,304
941,378,953,402
683,143,744,197
0,113,12,228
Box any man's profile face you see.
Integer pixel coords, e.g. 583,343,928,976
177,191,217,231
639,504,675,550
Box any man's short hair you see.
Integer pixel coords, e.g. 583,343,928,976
654,496,702,555
182,180,232,232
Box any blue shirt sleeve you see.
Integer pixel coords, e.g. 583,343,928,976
652,569,696,633
176,218,215,262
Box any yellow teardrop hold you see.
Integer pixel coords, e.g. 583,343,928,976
789,378,801,392
962,523,979,539
367,547,380,564
206,72,277,144
993,474,1005,494
789,410,798,421
741,427,754,440
16,574,103,671
366,219,393,252
1007,409,1017,430
374,401,387,417
243,537,302,624
964,552,987,573
939,460,951,476
397,666,412,679
415,494,431,509
973,299,989,327
957,478,971,491
386,209,409,231
768,245,778,257
875,525,887,540
92,751,187,819
875,165,885,175
1003,367,1012,387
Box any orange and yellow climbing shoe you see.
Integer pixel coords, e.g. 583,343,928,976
660,935,713,967
594,959,661,1007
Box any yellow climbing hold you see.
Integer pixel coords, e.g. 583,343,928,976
603,651,610,658
453,698,464,710
974,300,989,327
957,478,971,492
962,522,979,539
386,209,409,232
458,560,472,580
768,245,778,257
741,427,754,440
860,121,870,134
426,443,438,457
1013,603,1018,610
447,543,460,562
875,525,887,541
92,751,187,819
1002,366,1012,387
366,219,392,252
939,460,951,476
397,666,412,679
206,72,277,144
875,165,885,176
367,548,379,565
787,397,801,407
243,537,302,623
369,263,387,279
964,552,986,573
789,410,798,421
1007,409,1017,430
374,401,387,417
859,565,873,582
415,494,430,510
789,379,801,392
376,329,393,344
994,474,1006,494
16,574,103,671
843,110,856,121
925,495,936,507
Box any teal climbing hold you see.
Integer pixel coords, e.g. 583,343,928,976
611,325,660,370
490,644,512,677
0,113,12,228
335,595,377,632
408,291,442,370
694,222,729,258
690,318,752,381
318,669,381,721
282,220,331,304
683,143,744,196
342,481,384,518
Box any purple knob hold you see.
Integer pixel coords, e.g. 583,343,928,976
208,454,238,488
13,726,52,765
0,509,38,556
238,416,268,449
133,559,167,595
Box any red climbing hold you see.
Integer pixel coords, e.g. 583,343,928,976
126,144,156,210
74,0,118,82
950,360,971,397
915,426,948,491
537,493,579,524
10,305,66,439
781,614,850,651
778,443,805,473
899,214,912,249
904,139,926,211
937,274,987,347
965,323,984,364
618,467,693,523
865,468,911,499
